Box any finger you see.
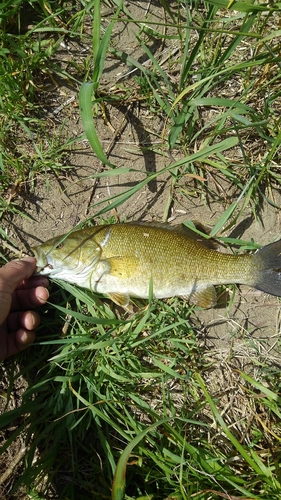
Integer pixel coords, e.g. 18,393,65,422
15,276,49,291
15,329,36,349
0,258,37,295
12,329,36,356
0,328,36,361
7,310,41,332
11,286,49,312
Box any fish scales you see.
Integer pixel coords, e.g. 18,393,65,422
32,222,281,310
93,224,252,287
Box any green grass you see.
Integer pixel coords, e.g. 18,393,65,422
1,1,281,499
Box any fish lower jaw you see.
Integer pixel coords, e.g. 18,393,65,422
34,264,54,276
46,270,93,287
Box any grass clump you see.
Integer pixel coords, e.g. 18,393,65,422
0,0,87,223
0,1,281,500
81,0,281,224
1,282,280,499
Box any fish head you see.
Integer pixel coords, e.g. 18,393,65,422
32,231,101,284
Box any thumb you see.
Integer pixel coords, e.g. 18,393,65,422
0,257,37,295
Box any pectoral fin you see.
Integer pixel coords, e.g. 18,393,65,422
105,256,139,277
107,292,133,313
183,285,217,308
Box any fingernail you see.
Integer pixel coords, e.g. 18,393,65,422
36,288,49,302
21,331,28,343
21,257,36,264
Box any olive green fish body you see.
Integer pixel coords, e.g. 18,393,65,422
32,223,281,309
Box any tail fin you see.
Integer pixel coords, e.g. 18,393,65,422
253,238,281,297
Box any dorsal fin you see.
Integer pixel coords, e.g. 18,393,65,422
180,221,218,250
127,220,218,250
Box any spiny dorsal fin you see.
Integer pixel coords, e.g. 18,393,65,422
180,221,219,250
126,220,218,250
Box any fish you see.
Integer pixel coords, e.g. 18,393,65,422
32,222,281,311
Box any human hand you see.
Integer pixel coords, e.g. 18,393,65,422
0,257,49,361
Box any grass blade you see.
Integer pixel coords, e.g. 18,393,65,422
111,418,170,500
79,82,116,167
195,371,278,481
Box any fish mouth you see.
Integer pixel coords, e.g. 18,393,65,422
32,246,52,275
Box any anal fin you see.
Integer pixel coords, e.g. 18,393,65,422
183,285,217,308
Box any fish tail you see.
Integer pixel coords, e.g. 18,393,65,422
252,238,281,296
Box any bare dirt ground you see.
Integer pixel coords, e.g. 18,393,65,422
1,2,281,498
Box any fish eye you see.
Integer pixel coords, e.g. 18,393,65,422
56,243,64,249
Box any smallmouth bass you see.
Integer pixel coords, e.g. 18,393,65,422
32,222,281,310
